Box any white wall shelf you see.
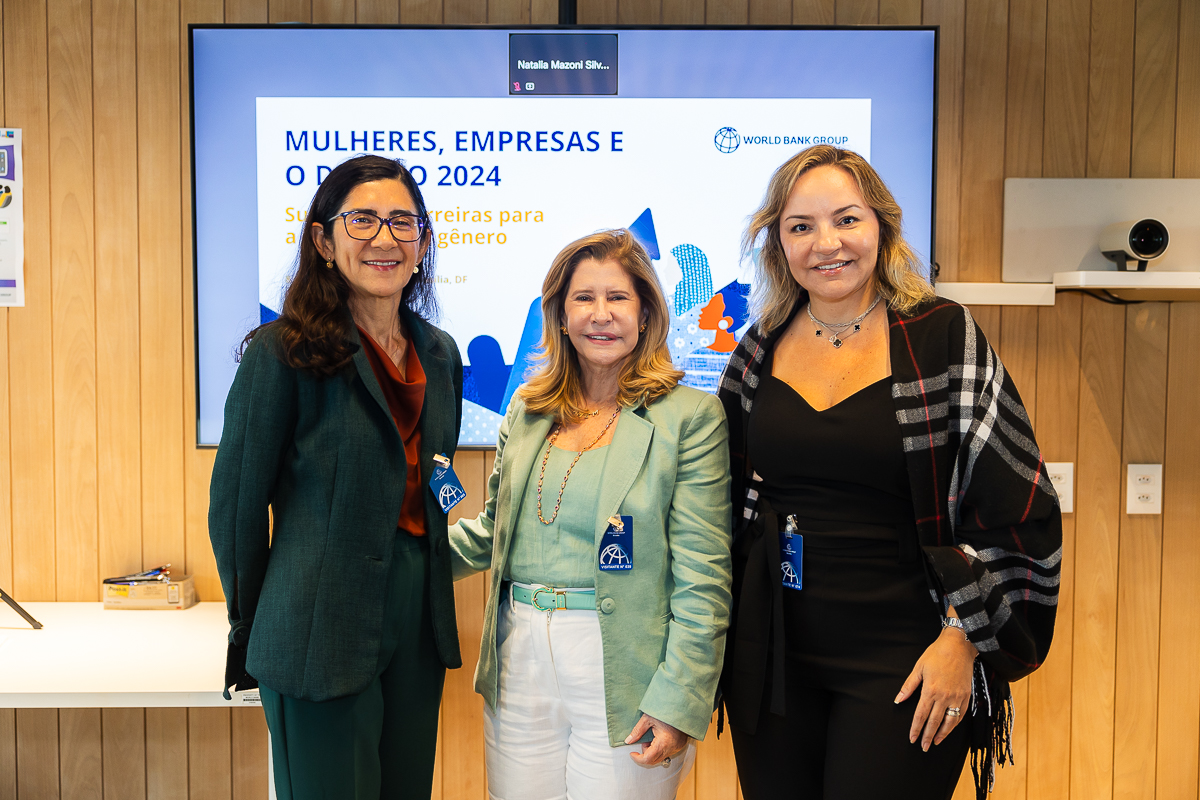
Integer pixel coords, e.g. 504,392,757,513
936,282,1056,306
1051,271,1200,302
937,273,1200,305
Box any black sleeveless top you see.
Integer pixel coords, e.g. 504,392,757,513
746,375,916,538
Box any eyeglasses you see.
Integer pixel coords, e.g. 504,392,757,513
331,211,427,242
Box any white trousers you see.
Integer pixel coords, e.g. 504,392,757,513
484,587,696,800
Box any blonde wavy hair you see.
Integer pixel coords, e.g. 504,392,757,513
518,230,683,421
745,145,935,333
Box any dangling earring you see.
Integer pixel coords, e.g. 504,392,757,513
639,322,647,333
325,259,334,270
414,265,420,274
560,325,569,335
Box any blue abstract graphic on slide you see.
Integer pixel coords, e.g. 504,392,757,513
455,207,751,443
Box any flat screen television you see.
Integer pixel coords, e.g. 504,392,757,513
191,25,937,447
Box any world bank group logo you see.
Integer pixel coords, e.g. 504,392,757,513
438,483,466,508
714,127,740,153
600,543,632,569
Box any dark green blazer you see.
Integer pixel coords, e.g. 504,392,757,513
209,306,463,702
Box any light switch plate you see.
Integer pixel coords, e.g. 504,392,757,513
1046,462,1074,513
1126,464,1163,515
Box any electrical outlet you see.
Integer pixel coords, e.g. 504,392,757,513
1126,464,1163,515
1046,462,1074,513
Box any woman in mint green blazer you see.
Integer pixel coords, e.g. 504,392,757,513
209,156,462,800
450,230,733,800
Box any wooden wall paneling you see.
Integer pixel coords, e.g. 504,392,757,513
1000,306,1038,421
488,0,532,23
5,0,57,602
312,0,356,23
1175,0,1200,177
748,0,790,24
790,0,834,24
878,0,920,24
58,709,101,800
706,0,748,24
443,449,488,800
835,0,878,23
693,719,739,800
230,708,268,800
15,709,59,799
1069,296,1125,800
137,0,187,572
181,0,225,603
224,0,268,23
1086,0,1135,177
1004,0,1046,177
531,0,559,23
449,449,486,525
445,0,486,23
921,0,964,279
397,0,437,23
0,710,13,800
269,0,314,21
48,0,99,602
94,0,144,589
578,0,618,22
431,709,444,799
1155,304,1200,799
189,709,233,800
146,708,189,800
1130,0,1179,178
1111,303,1168,800
620,0,662,23
662,0,705,23
1025,293,1081,800
444,572,488,800
101,708,147,800
956,0,1008,283
1042,0,1089,177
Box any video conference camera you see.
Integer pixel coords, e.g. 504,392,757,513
1099,218,1170,272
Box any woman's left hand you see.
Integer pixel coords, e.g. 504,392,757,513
625,714,688,766
894,626,977,751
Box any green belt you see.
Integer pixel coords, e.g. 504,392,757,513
511,584,596,611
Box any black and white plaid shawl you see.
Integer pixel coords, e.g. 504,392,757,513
718,296,1061,797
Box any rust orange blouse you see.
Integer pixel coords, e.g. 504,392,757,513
357,326,427,536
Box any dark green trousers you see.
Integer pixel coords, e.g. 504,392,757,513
261,532,445,800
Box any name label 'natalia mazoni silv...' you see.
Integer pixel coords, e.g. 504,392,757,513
509,34,618,96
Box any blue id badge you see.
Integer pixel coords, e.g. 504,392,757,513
598,515,633,571
779,516,803,591
429,454,466,513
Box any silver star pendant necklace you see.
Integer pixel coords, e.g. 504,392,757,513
807,294,883,348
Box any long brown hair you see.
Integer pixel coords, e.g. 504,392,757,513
243,155,438,377
745,145,934,333
517,230,682,421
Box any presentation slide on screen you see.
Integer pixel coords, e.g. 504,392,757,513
256,97,870,441
192,27,936,446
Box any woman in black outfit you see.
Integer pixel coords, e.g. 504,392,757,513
718,146,1061,800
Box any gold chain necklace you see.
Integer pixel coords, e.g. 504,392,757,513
537,406,622,525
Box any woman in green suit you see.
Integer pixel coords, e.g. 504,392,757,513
450,230,733,800
209,155,463,800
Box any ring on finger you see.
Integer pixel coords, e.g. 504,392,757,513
945,707,962,717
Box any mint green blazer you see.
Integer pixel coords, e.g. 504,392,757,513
449,385,732,744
